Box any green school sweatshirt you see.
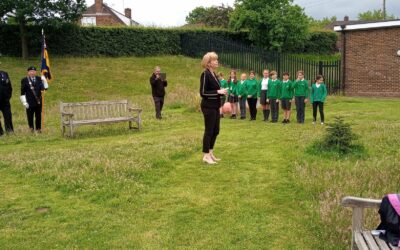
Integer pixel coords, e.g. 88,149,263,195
293,79,309,98
310,83,327,103
280,80,294,99
267,79,282,99
237,80,247,97
220,79,228,89
228,80,238,96
245,78,259,98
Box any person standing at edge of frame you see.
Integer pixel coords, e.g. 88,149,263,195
0,70,14,136
199,52,228,165
150,66,168,119
20,66,46,133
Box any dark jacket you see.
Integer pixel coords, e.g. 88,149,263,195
150,74,167,97
378,194,400,246
200,69,221,109
0,71,12,104
21,76,45,108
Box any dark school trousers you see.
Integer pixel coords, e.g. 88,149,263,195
312,101,324,122
153,96,164,119
295,96,306,123
26,105,42,131
239,97,246,118
270,99,279,122
201,106,220,153
0,101,14,133
247,97,257,119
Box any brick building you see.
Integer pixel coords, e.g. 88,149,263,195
334,21,400,97
81,0,139,26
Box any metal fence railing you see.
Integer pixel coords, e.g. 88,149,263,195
181,33,342,95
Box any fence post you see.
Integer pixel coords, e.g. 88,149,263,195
318,61,323,75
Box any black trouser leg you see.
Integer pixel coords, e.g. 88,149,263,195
0,120,3,136
247,98,257,119
239,97,246,118
159,97,164,113
202,107,219,153
153,97,162,119
319,102,324,122
270,99,279,122
0,102,13,132
35,105,42,130
312,102,318,122
295,96,305,123
26,107,35,130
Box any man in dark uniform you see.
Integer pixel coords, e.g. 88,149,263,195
0,70,14,136
149,66,167,119
20,66,45,132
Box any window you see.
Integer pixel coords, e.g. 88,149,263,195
81,17,96,26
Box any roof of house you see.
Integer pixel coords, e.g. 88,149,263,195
325,20,384,30
82,3,140,26
333,20,400,32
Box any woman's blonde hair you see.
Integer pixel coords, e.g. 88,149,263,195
201,52,218,69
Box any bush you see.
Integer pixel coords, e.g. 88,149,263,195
309,116,365,156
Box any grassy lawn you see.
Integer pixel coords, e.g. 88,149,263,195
0,56,399,249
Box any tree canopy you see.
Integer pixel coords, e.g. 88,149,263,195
0,0,86,58
229,0,309,52
358,9,395,21
185,4,233,28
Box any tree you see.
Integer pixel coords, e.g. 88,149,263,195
358,9,395,21
309,16,337,30
229,0,309,51
0,0,86,58
185,4,233,28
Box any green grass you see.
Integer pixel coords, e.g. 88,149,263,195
0,56,399,249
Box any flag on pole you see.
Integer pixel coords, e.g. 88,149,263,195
41,29,52,82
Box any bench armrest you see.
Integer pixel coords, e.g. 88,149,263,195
61,112,74,117
341,196,381,209
128,107,142,113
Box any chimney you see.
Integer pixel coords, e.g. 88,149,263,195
125,8,132,19
344,16,349,22
95,0,103,13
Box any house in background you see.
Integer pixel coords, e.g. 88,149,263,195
81,0,140,26
334,20,400,97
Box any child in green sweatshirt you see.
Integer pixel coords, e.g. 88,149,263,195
267,71,281,123
237,73,248,120
311,75,327,125
280,72,294,124
218,72,228,118
227,70,239,119
245,70,259,121
293,70,309,124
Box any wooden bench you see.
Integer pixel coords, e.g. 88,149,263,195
342,196,400,250
60,100,142,137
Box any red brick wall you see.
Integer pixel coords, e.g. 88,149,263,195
344,27,400,97
96,15,124,26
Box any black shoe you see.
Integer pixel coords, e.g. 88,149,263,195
286,120,290,123
240,117,246,120
220,114,224,118
282,119,287,124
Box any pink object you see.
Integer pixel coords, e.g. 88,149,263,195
388,194,400,216
222,102,232,114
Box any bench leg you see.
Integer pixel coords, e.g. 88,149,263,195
352,207,363,250
69,126,74,137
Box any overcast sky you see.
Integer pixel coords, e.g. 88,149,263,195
87,0,400,27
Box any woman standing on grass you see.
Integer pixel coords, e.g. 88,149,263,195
200,52,228,165
311,75,327,125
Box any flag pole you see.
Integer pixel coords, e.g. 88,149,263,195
41,28,45,131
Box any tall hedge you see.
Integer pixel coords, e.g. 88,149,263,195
0,24,337,57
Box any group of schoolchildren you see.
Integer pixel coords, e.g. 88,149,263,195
218,69,327,124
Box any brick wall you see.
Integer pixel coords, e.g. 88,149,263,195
96,15,124,26
344,27,400,97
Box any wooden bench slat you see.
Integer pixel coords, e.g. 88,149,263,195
355,232,370,250
362,231,380,250
373,234,391,250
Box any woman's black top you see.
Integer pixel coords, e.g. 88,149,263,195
200,69,221,109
